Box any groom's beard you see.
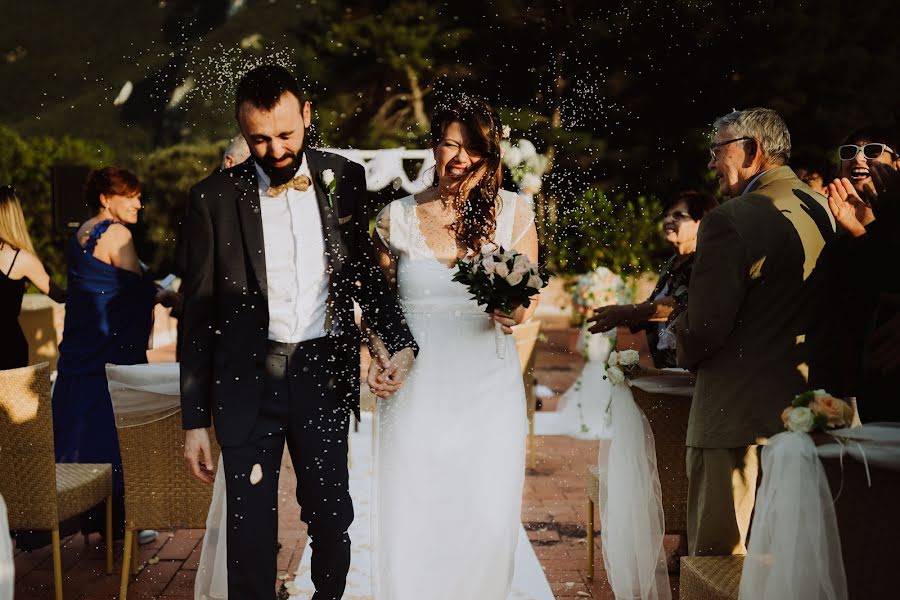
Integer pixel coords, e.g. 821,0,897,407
254,143,306,187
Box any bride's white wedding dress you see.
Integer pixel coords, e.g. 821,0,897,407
372,190,533,600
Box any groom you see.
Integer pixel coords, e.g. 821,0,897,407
179,64,417,599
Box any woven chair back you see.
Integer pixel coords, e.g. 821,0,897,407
630,386,691,533
117,412,220,530
0,363,58,529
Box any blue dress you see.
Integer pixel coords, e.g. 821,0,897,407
51,220,155,535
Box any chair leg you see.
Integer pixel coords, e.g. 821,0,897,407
52,529,63,600
105,496,114,575
131,533,139,574
586,498,595,581
120,529,133,599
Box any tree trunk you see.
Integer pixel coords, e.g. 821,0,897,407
404,64,430,134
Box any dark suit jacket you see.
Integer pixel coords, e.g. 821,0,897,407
178,149,417,446
674,166,837,448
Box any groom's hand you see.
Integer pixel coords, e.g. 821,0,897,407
184,428,215,483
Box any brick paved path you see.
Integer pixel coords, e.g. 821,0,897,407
12,317,680,599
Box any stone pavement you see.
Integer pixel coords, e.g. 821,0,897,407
12,316,680,599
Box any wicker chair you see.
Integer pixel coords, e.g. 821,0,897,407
512,319,542,470
585,385,692,579
680,556,743,600
0,363,113,600
115,407,220,598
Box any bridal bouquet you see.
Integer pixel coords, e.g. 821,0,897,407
570,266,631,320
604,349,642,386
781,389,854,433
453,243,547,358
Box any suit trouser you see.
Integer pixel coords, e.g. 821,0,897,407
686,445,759,556
222,337,353,600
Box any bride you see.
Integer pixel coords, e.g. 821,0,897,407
367,96,540,599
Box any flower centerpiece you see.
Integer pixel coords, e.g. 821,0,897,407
781,389,854,433
500,138,550,195
453,243,547,358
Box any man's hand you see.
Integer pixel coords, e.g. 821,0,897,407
827,178,874,237
184,428,215,483
588,304,635,334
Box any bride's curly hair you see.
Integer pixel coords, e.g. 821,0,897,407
430,96,504,253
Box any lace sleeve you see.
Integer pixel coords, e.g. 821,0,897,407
510,196,537,248
375,204,391,250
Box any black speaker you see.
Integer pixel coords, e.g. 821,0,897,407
52,165,92,233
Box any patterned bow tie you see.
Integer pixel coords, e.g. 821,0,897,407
267,174,311,197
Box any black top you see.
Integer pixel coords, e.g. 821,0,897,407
0,241,28,369
632,253,694,369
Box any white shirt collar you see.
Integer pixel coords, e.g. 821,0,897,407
254,153,310,195
742,168,773,195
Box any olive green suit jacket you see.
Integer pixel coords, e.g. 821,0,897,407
674,166,837,448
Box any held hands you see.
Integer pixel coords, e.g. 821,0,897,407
490,306,525,335
155,288,182,310
827,178,874,237
367,347,415,399
184,428,215,483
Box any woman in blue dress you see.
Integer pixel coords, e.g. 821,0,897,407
52,166,174,541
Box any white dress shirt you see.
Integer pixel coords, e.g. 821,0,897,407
255,156,329,343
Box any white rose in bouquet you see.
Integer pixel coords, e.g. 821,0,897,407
607,351,619,367
481,242,498,255
506,271,524,286
513,254,530,271
606,366,626,385
495,262,510,278
483,259,497,274
527,274,543,289
618,349,640,366
786,406,815,433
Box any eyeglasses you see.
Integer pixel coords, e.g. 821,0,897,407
662,210,693,222
709,136,752,160
838,143,896,161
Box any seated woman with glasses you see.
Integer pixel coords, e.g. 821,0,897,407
588,190,718,368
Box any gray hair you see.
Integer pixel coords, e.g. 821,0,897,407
222,135,250,168
713,107,791,165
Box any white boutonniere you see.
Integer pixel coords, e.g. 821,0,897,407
321,168,336,208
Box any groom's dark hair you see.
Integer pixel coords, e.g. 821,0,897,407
234,64,304,117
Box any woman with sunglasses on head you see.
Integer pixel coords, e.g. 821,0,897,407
0,185,66,370
827,125,900,238
588,190,718,368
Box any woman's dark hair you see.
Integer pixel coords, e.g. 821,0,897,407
430,96,504,253
234,64,304,117
84,167,141,209
842,124,900,154
662,190,718,221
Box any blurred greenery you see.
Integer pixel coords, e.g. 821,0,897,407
546,187,665,276
2,0,899,282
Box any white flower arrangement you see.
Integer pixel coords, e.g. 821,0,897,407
571,266,632,316
781,389,854,433
605,349,642,387
501,138,550,194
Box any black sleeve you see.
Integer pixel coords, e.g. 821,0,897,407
178,185,216,429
